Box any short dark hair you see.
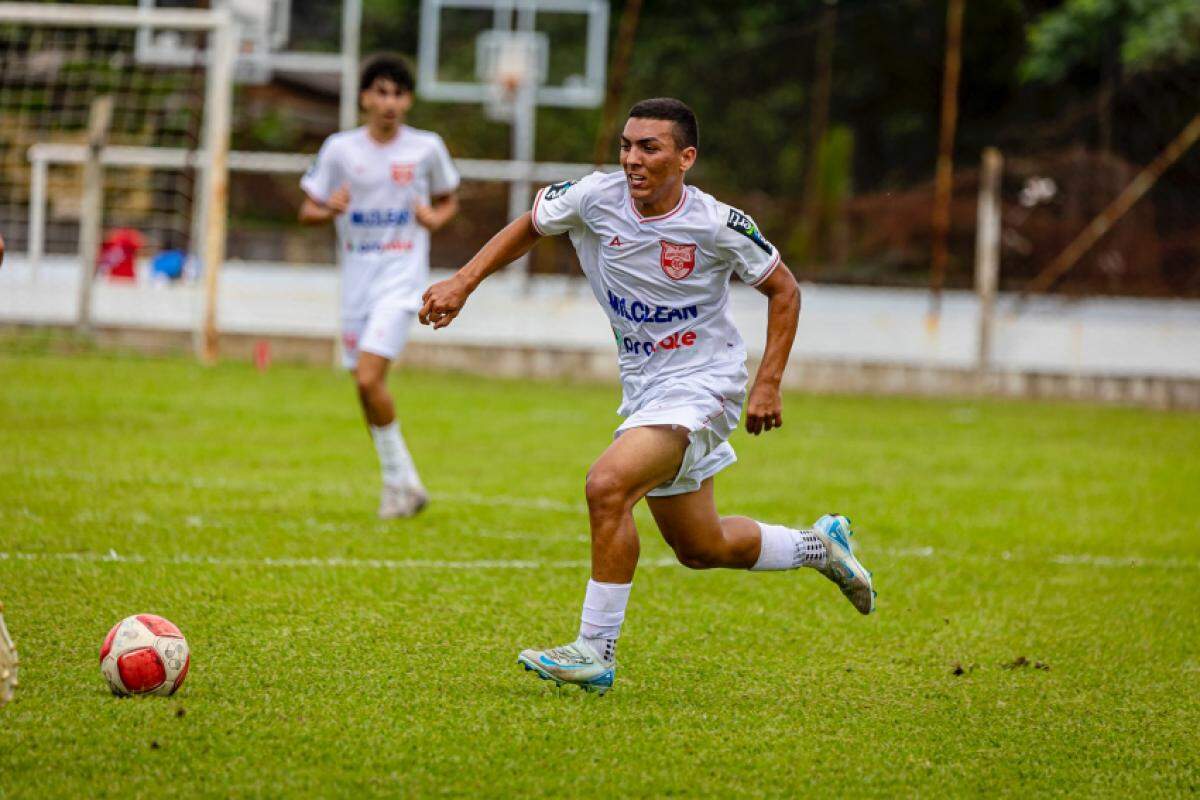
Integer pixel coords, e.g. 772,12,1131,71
359,54,415,94
627,97,698,151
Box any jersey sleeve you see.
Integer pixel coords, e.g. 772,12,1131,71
300,138,340,204
530,171,606,236
427,135,460,196
718,205,782,286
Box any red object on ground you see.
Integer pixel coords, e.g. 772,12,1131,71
254,340,271,372
97,228,144,280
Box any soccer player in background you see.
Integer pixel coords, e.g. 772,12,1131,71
300,55,460,519
420,98,875,694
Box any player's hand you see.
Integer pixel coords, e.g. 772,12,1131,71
745,380,783,435
326,184,350,215
419,273,472,329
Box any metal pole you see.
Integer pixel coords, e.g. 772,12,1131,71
975,148,1002,372
334,0,363,368
28,156,47,283
339,0,362,131
198,9,235,363
509,4,537,278
77,95,113,334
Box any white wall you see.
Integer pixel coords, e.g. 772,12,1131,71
3,256,1199,379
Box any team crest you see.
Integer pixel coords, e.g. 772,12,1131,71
390,162,415,185
659,241,697,280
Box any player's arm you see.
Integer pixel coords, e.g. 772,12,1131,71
298,185,350,225
746,263,801,435
415,192,459,233
419,212,541,329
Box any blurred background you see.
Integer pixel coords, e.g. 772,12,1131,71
1,0,1198,405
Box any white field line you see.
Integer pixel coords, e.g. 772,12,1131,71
0,547,1195,572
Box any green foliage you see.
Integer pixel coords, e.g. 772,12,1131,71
1022,0,1200,81
1,340,1198,795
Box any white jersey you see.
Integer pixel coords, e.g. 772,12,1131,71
532,170,780,411
301,125,459,317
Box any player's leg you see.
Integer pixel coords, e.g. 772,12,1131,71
646,479,761,569
354,351,395,426
648,481,876,614
517,425,688,694
350,308,426,518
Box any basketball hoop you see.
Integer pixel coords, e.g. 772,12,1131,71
476,30,547,122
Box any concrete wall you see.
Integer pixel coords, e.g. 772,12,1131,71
3,256,1199,408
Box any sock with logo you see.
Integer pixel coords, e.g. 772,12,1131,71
369,420,421,489
578,579,631,664
750,522,827,571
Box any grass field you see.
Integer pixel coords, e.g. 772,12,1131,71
1,334,1198,797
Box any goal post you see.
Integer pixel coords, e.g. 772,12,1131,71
0,2,234,360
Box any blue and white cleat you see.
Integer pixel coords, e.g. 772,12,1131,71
812,514,876,615
517,639,615,695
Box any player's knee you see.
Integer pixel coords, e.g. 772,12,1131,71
584,468,630,515
353,368,382,396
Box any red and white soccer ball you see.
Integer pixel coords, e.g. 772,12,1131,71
99,614,190,697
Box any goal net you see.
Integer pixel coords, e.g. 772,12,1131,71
0,4,232,270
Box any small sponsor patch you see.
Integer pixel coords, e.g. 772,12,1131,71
726,209,774,255
543,180,577,201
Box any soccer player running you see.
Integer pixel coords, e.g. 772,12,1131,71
300,55,460,518
420,98,874,694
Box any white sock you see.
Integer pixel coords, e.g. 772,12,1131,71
578,579,631,664
369,421,421,489
750,522,827,571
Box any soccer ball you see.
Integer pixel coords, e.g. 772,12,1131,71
99,614,190,697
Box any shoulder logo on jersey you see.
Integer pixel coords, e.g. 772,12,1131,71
726,209,774,255
391,162,415,185
543,180,577,201
659,241,697,280
608,235,624,247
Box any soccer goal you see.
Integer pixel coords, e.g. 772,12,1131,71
0,1,235,358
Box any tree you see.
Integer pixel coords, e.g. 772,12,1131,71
1022,0,1200,81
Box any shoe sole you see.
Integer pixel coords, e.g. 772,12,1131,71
517,655,611,696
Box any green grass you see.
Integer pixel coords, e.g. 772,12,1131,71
1,335,1198,797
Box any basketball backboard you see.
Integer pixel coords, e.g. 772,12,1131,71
135,0,343,84
417,0,608,109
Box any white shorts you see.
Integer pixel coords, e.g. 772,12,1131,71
341,305,415,370
615,374,745,497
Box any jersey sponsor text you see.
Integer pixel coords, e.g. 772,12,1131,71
607,289,699,325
